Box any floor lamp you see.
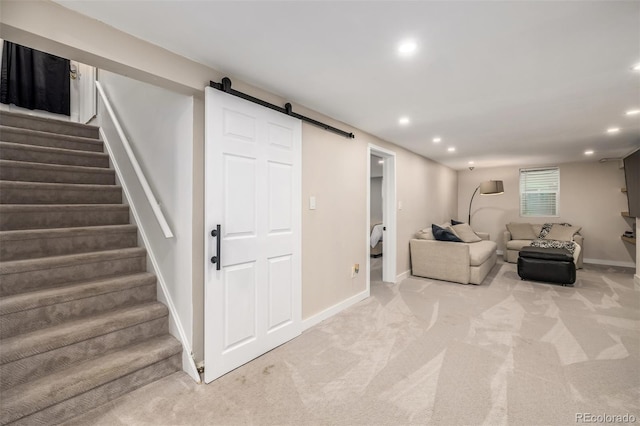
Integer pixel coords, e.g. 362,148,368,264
468,180,504,224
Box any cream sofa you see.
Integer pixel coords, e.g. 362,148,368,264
409,225,498,285
503,223,583,268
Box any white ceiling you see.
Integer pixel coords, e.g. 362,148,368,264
57,0,640,170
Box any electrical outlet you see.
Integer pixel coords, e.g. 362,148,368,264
351,263,359,278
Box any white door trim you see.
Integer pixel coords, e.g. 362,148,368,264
77,63,97,123
367,144,397,289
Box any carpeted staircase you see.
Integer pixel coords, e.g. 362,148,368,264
0,110,183,425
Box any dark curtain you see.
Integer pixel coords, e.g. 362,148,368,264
0,41,71,116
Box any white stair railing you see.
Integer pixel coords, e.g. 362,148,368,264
95,81,174,238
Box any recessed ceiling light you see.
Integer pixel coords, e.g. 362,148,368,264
584,150,594,155
398,116,410,125
447,147,456,152
398,40,417,56
378,160,384,164
432,137,442,143
625,109,640,116
468,161,474,165
606,127,620,134
632,63,640,71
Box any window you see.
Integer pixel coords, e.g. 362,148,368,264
520,167,559,216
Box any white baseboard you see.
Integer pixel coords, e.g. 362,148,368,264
583,258,636,269
396,269,410,282
302,289,369,331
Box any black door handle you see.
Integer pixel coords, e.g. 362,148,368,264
210,224,221,270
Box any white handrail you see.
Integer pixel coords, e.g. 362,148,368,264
95,81,174,239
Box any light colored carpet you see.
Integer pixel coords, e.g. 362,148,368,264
64,260,639,425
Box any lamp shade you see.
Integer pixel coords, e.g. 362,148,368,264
479,180,504,195
468,180,505,223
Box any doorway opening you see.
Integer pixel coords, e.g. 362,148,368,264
367,144,397,292
0,39,96,124
370,154,384,282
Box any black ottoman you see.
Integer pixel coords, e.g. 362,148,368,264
517,246,576,285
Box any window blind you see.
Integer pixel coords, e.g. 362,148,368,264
520,167,559,216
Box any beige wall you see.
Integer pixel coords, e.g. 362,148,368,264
300,124,458,317
301,124,368,316
395,144,459,273
1,0,458,362
457,161,636,266
636,218,639,282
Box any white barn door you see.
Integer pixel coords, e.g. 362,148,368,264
204,88,301,383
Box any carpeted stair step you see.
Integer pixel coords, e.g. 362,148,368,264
0,181,122,204
0,334,181,425
0,110,99,139
0,111,183,423
0,302,170,390
0,204,130,231
0,224,138,261
0,125,103,152
0,272,157,339
0,247,147,296
0,160,115,185
0,142,109,168
1,318,170,393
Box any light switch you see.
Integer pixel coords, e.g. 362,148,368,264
398,201,403,210
309,196,316,210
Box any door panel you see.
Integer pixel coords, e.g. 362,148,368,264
223,108,256,141
268,122,293,149
223,155,257,237
223,262,257,351
268,162,293,233
205,88,301,383
267,255,293,331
